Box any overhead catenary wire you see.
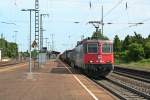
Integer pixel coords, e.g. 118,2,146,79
140,18,150,23
104,0,124,18
99,0,150,35
129,18,150,27
113,17,150,34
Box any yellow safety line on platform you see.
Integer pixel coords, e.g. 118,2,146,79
59,60,98,100
0,64,26,73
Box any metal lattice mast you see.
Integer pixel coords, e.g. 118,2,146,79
101,5,104,35
35,0,40,67
40,14,49,50
35,0,39,49
51,34,54,51
40,14,43,50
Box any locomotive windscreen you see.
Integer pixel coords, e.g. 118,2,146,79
87,43,98,53
102,43,113,53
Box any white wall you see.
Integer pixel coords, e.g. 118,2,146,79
39,53,47,64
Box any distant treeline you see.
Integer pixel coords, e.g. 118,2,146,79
0,38,18,58
113,32,150,63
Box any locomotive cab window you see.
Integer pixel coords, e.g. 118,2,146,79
87,43,98,53
102,43,112,53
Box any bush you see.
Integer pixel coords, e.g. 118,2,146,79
144,40,150,58
127,43,145,61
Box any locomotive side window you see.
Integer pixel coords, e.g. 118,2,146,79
102,43,112,53
87,43,98,53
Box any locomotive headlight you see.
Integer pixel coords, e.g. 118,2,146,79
100,60,103,63
90,60,93,63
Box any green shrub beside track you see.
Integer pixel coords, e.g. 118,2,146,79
116,59,150,71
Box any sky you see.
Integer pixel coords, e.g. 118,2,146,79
0,0,150,52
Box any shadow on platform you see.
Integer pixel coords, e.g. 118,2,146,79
50,67,82,75
50,67,72,74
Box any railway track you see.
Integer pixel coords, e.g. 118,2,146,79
94,72,150,100
0,60,26,67
114,66,150,81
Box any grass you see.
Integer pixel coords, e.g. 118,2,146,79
115,59,150,71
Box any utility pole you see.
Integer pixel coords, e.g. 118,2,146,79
14,30,18,44
81,35,84,40
35,0,40,67
14,30,18,62
35,0,39,47
88,5,104,34
101,5,104,35
21,9,38,76
51,34,54,51
47,42,51,51
40,14,49,50
44,37,48,48
1,33,3,39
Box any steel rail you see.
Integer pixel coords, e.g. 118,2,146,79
113,71,150,83
0,61,26,67
114,66,150,80
94,76,150,100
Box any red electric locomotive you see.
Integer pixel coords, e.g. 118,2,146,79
70,39,114,77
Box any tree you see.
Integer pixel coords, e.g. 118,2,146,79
91,30,109,40
0,38,18,58
113,35,122,52
131,32,144,44
122,35,132,51
144,40,150,58
148,34,150,38
127,43,145,61
22,50,29,57
0,38,8,57
7,43,18,58
31,49,38,58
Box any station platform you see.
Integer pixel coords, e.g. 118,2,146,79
0,59,116,100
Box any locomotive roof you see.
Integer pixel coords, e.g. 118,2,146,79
76,39,112,46
84,39,112,43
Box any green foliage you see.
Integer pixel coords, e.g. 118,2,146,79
113,35,122,52
22,50,29,57
117,59,150,71
127,43,145,61
122,35,132,51
138,58,150,63
0,38,18,58
132,32,144,44
144,39,150,58
91,30,109,40
148,34,150,38
114,51,128,64
31,49,38,58
113,33,150,64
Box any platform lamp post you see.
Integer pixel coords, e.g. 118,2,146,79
21,9,38,75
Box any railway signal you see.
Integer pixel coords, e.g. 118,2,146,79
32,40,37,48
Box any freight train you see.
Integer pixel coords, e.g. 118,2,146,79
60,38,114,78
